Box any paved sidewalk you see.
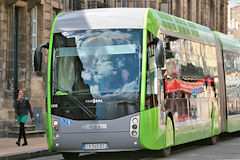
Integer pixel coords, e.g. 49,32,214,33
0,136,57,160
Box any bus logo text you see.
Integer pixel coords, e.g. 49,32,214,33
85,99,103,103
82,124,107,130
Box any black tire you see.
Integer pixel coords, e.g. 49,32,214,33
208,135,217,145
62,152,79,160
153,147,171,157
160,147,171,157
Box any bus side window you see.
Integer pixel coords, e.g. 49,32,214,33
146,70,158,109
145,31,158,110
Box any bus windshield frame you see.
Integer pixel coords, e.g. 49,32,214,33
50,29,142,120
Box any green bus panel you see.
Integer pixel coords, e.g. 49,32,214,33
211,107,221,136
175,122,211,145
214,31,240,52
139,8,221,150
45,113,53,150
165,116,174,148
139,107,166,150
227,117,240,132
139,10,166,150
175,106,220,145
46,13,62,151
145,8,215,43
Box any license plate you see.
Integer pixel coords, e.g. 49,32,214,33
83,143,108,150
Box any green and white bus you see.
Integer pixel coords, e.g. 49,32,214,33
34,8,240,159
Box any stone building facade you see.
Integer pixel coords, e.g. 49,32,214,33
171,0,228,33
0,0,228,137
0,0,69,137
228,5,240,39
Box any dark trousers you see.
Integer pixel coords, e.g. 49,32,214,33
18,122,27,142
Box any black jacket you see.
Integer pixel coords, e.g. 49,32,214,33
14,97,34,118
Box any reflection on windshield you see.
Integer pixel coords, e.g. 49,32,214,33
51,29,142,120
53,29,141,96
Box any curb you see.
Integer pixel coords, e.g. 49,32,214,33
0,148,58,160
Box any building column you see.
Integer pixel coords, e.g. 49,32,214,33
216,0,220,31
184,0,189,20
0,3,6,96
190,0,196,23
196,0,201,24
173,0,183,18
223,0,228,33
209,0,216,31
0,2,16,137
205,0,210,29
220,0,226,33
201,0,206,26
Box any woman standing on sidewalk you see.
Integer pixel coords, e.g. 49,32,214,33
14,89,34,146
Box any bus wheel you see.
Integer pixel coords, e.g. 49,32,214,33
160,147,171,157
61,152,79,160
208,135,217,145
153,147,171,157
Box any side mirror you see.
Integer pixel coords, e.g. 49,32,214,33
155,40,164,68
34,43,49,71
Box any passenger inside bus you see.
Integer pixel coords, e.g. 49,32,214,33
110,67,137,91
121,68,130,85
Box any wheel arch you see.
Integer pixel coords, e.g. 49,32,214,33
165,111,175,147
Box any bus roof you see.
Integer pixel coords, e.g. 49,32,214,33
54,8,146,33
214,31,240,52
146,8,215,43
54,8,215,43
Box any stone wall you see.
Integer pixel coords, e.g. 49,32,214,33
230,5,240,40
0,2,15,137
170,0,228,34
0,0,68,137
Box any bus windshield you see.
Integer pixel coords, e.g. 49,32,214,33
51,29,142,120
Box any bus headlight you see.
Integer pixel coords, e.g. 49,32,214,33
52,119,61,139
132,124,137,129
55,132,60,139
53,120,59,126
130,115,139,138
132,131,137,136
54,126,59,131
132,118,138,124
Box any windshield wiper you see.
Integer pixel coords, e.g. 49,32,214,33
50,82,97,120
